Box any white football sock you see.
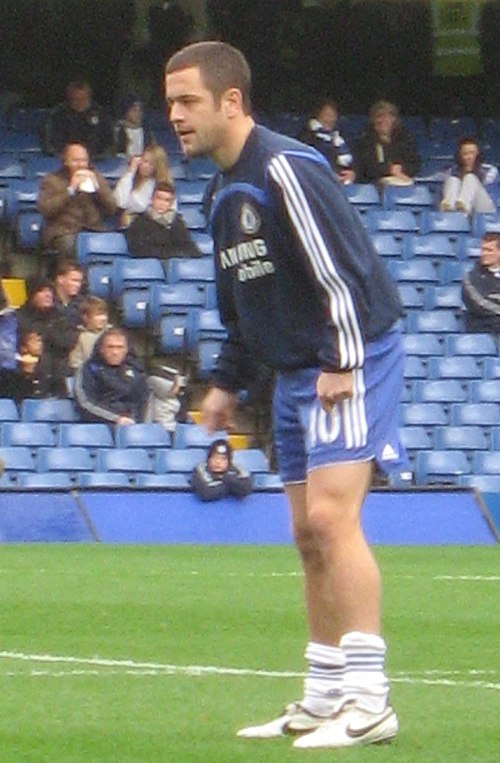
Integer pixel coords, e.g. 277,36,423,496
340,631,390,713
301,641,346,716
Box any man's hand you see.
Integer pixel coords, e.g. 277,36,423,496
201,387,239,433
117,416,135,426
316,370,353,413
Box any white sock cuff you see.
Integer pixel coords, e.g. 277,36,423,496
340,631,386,653
305,641,346,667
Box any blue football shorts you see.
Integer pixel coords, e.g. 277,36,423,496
273,326,408,484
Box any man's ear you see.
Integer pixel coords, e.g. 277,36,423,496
221,87,243,118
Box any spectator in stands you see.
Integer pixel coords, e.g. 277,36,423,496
191,439,253,502
114,145,173,227
462,232,500,333
16,275,78,380
440,136,498,215
299,99,355,184
74,327,149,425
125,181,201,259
54,260,85,331
114,95,156,159
354,100,420,185
0,283,17,374
38,142,117,259
0,329,66,402
69,296,112,372
43,78,114,159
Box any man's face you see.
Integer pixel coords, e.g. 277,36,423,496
22,332,43,357
166,66,226,158
57,269,84,298
64,144,89,176
68,84,91,112
480,239,500,268
31,287,54,310
99,335,128,366
152,189,174,215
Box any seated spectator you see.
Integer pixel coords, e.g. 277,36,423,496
38,142,117,259
191,439,253,502
74,327,149,425
114,95,155,159
43,78,114,159
440,136,497,215
68,296,112,372
54,260,85,330
125,181,201,259
0,283,17,373
462,232,500,333
299,99,355,184
144,365,185,434
0,330,66,402
16,275,78,380
354,100,420,185
114,145,172,227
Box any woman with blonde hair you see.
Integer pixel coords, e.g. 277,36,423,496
114,144,173,226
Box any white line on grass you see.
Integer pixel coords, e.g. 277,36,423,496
0,651,498,691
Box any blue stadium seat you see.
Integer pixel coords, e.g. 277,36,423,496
96,448,155,474
18,472,74,489
178,206,206,231
398,284,425,308
93,156,128,181
387,259,439,284
5,178,39,223
119,287,150,328
253,473,284,491
148,282,208,325
472,451,500,476
434,426,488,451
86,262,115,299
365,209,419,234
459,474,500,492
195,309,227,341
78,472,132,488
190,232,214,256
413,380,468,404
401,333,445,357
423,284,463,310
415,450,470,486
403,356,428,379
419,211,470,236
406,310,461,334
175,180,208,205
370,232,403,258
429,116,477,141
471,212,500,238
445,333,497,356
36,447,93,475
439,260,469,284
427,356,482,380
399,426,433,450
382,184,433,213
76,231,129,267
2,422,56,450
469,380,500,403
16,211,43,249
0,398,20,422
450,403,500,427
489,429,500,451
400,403,448,427
343,183,381,212
167,256,215,284
0,446,36,473
111,257,165,300
196,339,223,379
457,236,482,260
185,157,216,180
21,398,79,423
135,473,191,489
58,423,113,450
233,449,270,473
115,423,172,450
402,233,456,260
483,358,500,379
156,312,198,354
155,447,206,474
25,154,59,178
174,423,228,449
0,156,25,180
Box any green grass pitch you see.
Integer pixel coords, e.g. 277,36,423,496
0,545,498,762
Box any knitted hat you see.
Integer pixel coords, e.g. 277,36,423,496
26,275,54,300
207,439,232,461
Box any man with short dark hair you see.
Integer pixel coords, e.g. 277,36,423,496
462,232,500,333
165,41,407,750
54,259,85,330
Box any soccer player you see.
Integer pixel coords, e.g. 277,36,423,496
165,41,407,750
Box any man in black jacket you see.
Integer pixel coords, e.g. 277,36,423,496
191,439,253,501
125,181,201,259
462,232,500,333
